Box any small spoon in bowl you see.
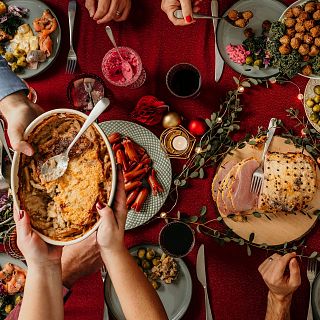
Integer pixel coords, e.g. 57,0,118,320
105,26,133,81
40,97,110,183
173,10,250,28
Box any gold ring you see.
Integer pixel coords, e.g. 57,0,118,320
116,10,121,16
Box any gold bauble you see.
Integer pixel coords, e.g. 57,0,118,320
162,112,182,128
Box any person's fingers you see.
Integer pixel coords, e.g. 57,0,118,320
180,0,193,23
7,125,34,156
85,0,97,17
97,204,117,229
113,167,127,230
14,210,31,241
258,253,282,274
288,258,301,288
274,252,297,278
113,0,131,22
93,0,111,20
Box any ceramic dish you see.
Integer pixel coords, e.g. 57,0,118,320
99,120,172,230
216,0,286,78
5,0,61,79
104,244,192,320
304,78,320,132
11,109,117,246
279,0,320,79
0,252,26,270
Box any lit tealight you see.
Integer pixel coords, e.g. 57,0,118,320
297,93,304,101
172,136,188,151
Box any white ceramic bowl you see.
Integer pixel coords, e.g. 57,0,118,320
11,108,117,246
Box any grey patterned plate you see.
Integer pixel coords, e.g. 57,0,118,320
304,79,320,132
99,120,172,230
6,0,61,79
104,244,192,320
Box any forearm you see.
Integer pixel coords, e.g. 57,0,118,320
19,263,64,320
101,246,168,320
265,292,291,320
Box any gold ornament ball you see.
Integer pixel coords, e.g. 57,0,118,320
162,112,182,128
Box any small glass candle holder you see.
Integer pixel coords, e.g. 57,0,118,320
22,80,37,103
101,46,146,89
166,63,201,98
159,221,195,258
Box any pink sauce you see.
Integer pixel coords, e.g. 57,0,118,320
101,47,142,87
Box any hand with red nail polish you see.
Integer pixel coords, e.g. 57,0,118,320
96,168,168,320
161,0,202,26
85,0,131,23
13,209,64,320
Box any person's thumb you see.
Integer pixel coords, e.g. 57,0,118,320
96,202,116,227
180,0,193,23
14,209,32,241
7,126,34,156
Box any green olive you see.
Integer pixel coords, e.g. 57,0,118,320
5,304,12,314
245,56,253,65
14,295,22,305
137,248,146,259
146,249,156,261
313,104,320,113
314,95,320,104
306,99,315,108
141,259,152,270
310,112,319,122
4,52,15,63
150,280,160,290
152,257,161,266
253,59,262,67
133,256,141,266
314,85,320,95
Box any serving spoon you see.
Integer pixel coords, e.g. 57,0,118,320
105,26,133,81
40,97,110,183
173,10,249,28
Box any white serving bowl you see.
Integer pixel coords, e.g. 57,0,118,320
11,108,117,246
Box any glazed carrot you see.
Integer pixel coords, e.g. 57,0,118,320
125,181,142,192
147,169,164,195
108,132,122,145
122,138,139,163
131,188,149,212
126,188,140,208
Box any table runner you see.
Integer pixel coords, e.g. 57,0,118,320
16,0,316,319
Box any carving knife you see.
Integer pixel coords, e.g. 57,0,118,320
196,244,214,320
211,0,224,82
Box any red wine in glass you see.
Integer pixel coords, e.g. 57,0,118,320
159,221,195,258
166,63,201,98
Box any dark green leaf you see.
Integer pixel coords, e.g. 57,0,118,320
199,158,205,167
309,251,318,259
205,119,213,128
239,239,245,246
233,77,240,85
241,81,251,88
247,245,252,256
249,233,255,243
174,179,181,186
217,216,223,221
200,206,207,216
190,171,199,178
253,211,261,218
224,237,231,243
248,140,257,145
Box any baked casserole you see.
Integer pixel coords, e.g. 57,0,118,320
18,113,112,241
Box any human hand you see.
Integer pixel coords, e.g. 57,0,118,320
96,167,127,255
0,92,43,156
14,209,62,268
258,253,301,302
61,233,103,288
85,0,131,23
161,0,202,26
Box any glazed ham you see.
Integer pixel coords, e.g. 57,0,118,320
214,158,259,216
212,160,237,201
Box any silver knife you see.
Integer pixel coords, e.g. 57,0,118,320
211,0,224,82
196,244,214,320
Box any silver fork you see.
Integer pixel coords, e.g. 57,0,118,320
250,118,277,194
0,142,9,193
66,0,77,74
83,81,95,111
307,259,317,320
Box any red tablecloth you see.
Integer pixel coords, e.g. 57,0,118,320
22,0,318,319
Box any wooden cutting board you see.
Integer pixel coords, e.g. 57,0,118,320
213,136,319,246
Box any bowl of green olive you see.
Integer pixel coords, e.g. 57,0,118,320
304,79,320,132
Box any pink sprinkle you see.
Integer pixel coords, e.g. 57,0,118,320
226,44,250,64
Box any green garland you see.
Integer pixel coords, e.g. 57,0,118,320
163,76,320,260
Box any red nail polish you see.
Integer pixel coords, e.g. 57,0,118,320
19,210,24,220
186,15,192,23
96,202,105,210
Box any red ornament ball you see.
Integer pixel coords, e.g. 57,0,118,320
188,118,208,136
